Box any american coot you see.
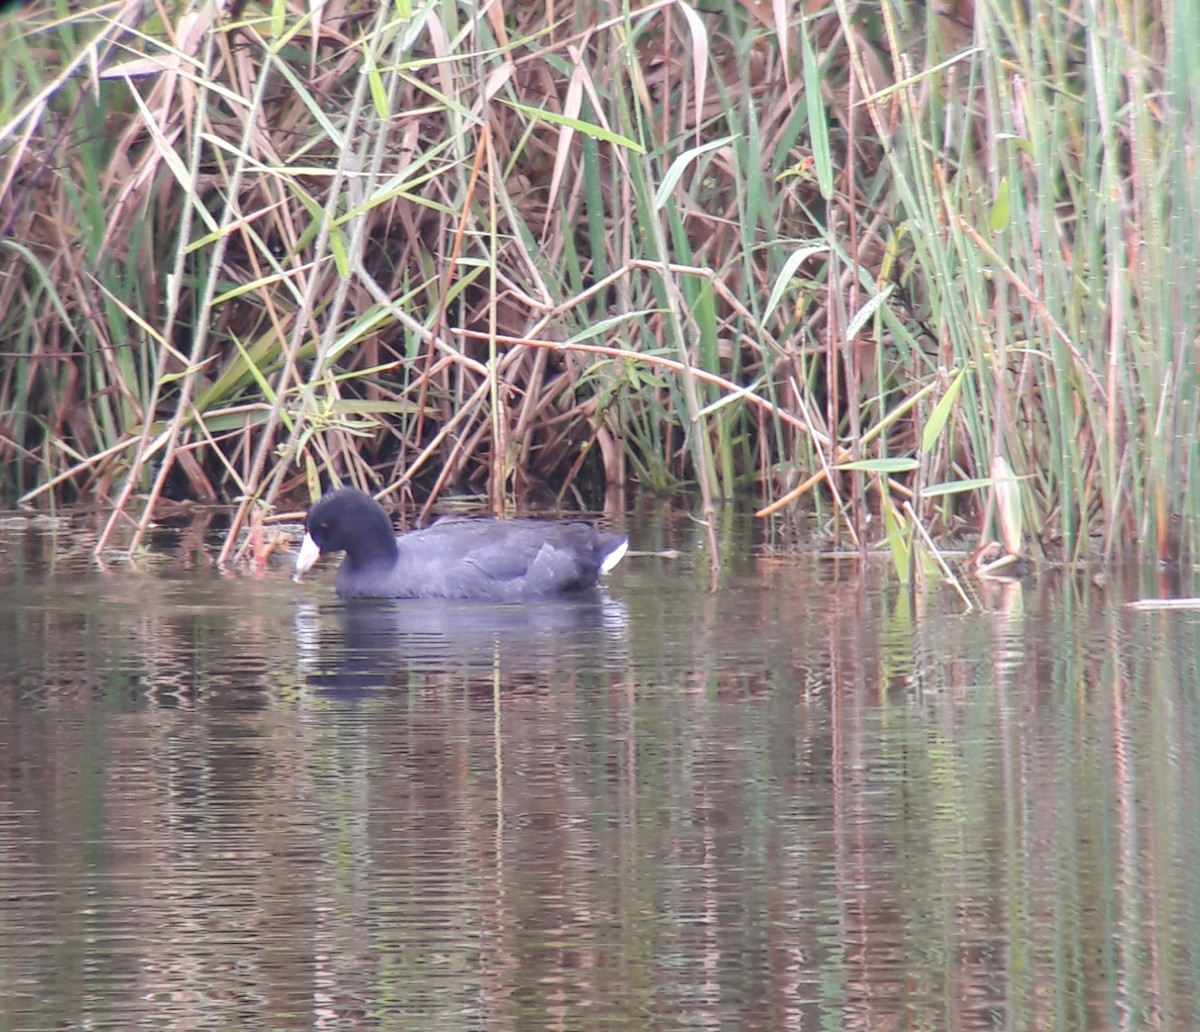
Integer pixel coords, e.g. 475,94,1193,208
293,488,628,601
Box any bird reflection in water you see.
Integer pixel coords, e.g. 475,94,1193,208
295,595,629,694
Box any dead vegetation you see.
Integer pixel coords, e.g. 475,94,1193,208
2,0,1197,566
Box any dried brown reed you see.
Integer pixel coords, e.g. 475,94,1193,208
1,1,1197,568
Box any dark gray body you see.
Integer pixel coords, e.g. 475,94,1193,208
338,515,625,601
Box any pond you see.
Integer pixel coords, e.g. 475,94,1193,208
1,509,1199,1031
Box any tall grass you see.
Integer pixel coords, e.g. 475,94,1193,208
0,0,1197,564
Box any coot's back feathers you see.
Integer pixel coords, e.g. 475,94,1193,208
294,488,627,601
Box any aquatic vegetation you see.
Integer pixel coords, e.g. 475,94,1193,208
1,1,1196,563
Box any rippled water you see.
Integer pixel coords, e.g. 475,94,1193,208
2,512,1200,1030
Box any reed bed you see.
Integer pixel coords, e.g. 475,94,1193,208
0,0,1196,565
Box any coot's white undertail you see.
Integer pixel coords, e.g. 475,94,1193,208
293,488,628,601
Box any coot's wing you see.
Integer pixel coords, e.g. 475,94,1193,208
460,536,546,582
410,519,618,598
464,524,609,594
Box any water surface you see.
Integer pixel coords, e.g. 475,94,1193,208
1,514,1199,1030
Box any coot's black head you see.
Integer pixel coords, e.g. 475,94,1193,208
294,489,398,581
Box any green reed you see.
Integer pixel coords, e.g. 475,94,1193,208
0,0,1197,564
